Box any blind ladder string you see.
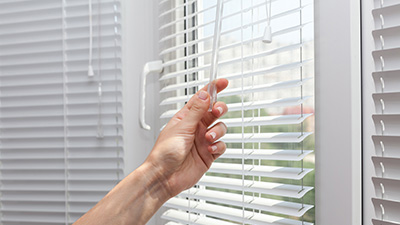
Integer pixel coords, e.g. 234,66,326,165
88,0,95,76
112,0,121,181
183,0,192,223
61,1,69,224
240,0,246,223
97,0,104,139
299,0,305,223
250,0,256,217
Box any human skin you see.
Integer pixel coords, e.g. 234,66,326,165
73,78,229,225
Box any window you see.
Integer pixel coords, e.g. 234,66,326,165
158,0,315,224
0,0,123,224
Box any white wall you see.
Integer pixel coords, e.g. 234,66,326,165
121,1,161,224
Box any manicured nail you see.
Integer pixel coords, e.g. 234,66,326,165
210,132,216,140
198,91,208,100
217,106,223,115
211,145,217,152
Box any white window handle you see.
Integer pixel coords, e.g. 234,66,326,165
140,60,163,130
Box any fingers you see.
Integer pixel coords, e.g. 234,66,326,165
184,78,229,110
201,101,228,127
205,122,227,143
180,90,210,130
208,141,226,157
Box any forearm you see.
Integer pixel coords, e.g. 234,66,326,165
73,162,171,225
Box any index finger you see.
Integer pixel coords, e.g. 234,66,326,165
169,78,228,124
185,78,229,110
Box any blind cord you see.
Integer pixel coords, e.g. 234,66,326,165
97,0,104,139
262,0,272,43
88,0,95,77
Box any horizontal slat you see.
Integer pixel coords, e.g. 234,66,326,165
372,3,400,29
0,44,119,59
372,219,400,225
159,21,308,56
162,39,306,74
0,145,121,151
372,177,400,202
220,148,313,161
0,112,121,120
0,55,120,69
0,100,120,110
208,162,313,180
159,1,216,31
0,34,120,50
372,70,400,93
198,176,313,198
160,78,311,106
0,208,86,215
162,210,237,225
373,92,400,114
372,198,400,222
160,4,304,48
0,218,65,225
372,135,400,158
160,75,310,94
0,90,120,100
166,222,181,225
158,0,198,18
373,114,400,135
0,12,119,31
0,188,110,193
0,78,120,90
220,114,313,127
160,56,312,81
179,188,313,217
0,19,120,37
372,156,400,180
164,198,313,225
0,122,122,131
373,48,400,71
221,132,312,143
0,0,117,14
0,167,122,172
372,25,400,49
160,96,311,119
0,155,122,161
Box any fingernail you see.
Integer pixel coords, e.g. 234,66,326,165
217,106,223,115
211,145,217,152
210,132,216,140
198,91,208,100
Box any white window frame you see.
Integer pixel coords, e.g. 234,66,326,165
122,0,364,224
314,0,362,224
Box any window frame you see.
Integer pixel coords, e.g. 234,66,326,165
314,0,362,224
122,0,364,224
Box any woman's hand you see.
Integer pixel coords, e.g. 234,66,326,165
144,78,229,197
73,79,229,225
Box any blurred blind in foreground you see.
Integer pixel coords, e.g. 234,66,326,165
0,0,123,224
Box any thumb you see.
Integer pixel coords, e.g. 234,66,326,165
181,90,210,129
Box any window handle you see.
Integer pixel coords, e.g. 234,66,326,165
140,60,163,130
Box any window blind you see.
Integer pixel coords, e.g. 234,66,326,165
0,0,123,224
158,0,315,224
370,1,400,224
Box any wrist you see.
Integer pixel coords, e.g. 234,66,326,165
136,160,174,202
